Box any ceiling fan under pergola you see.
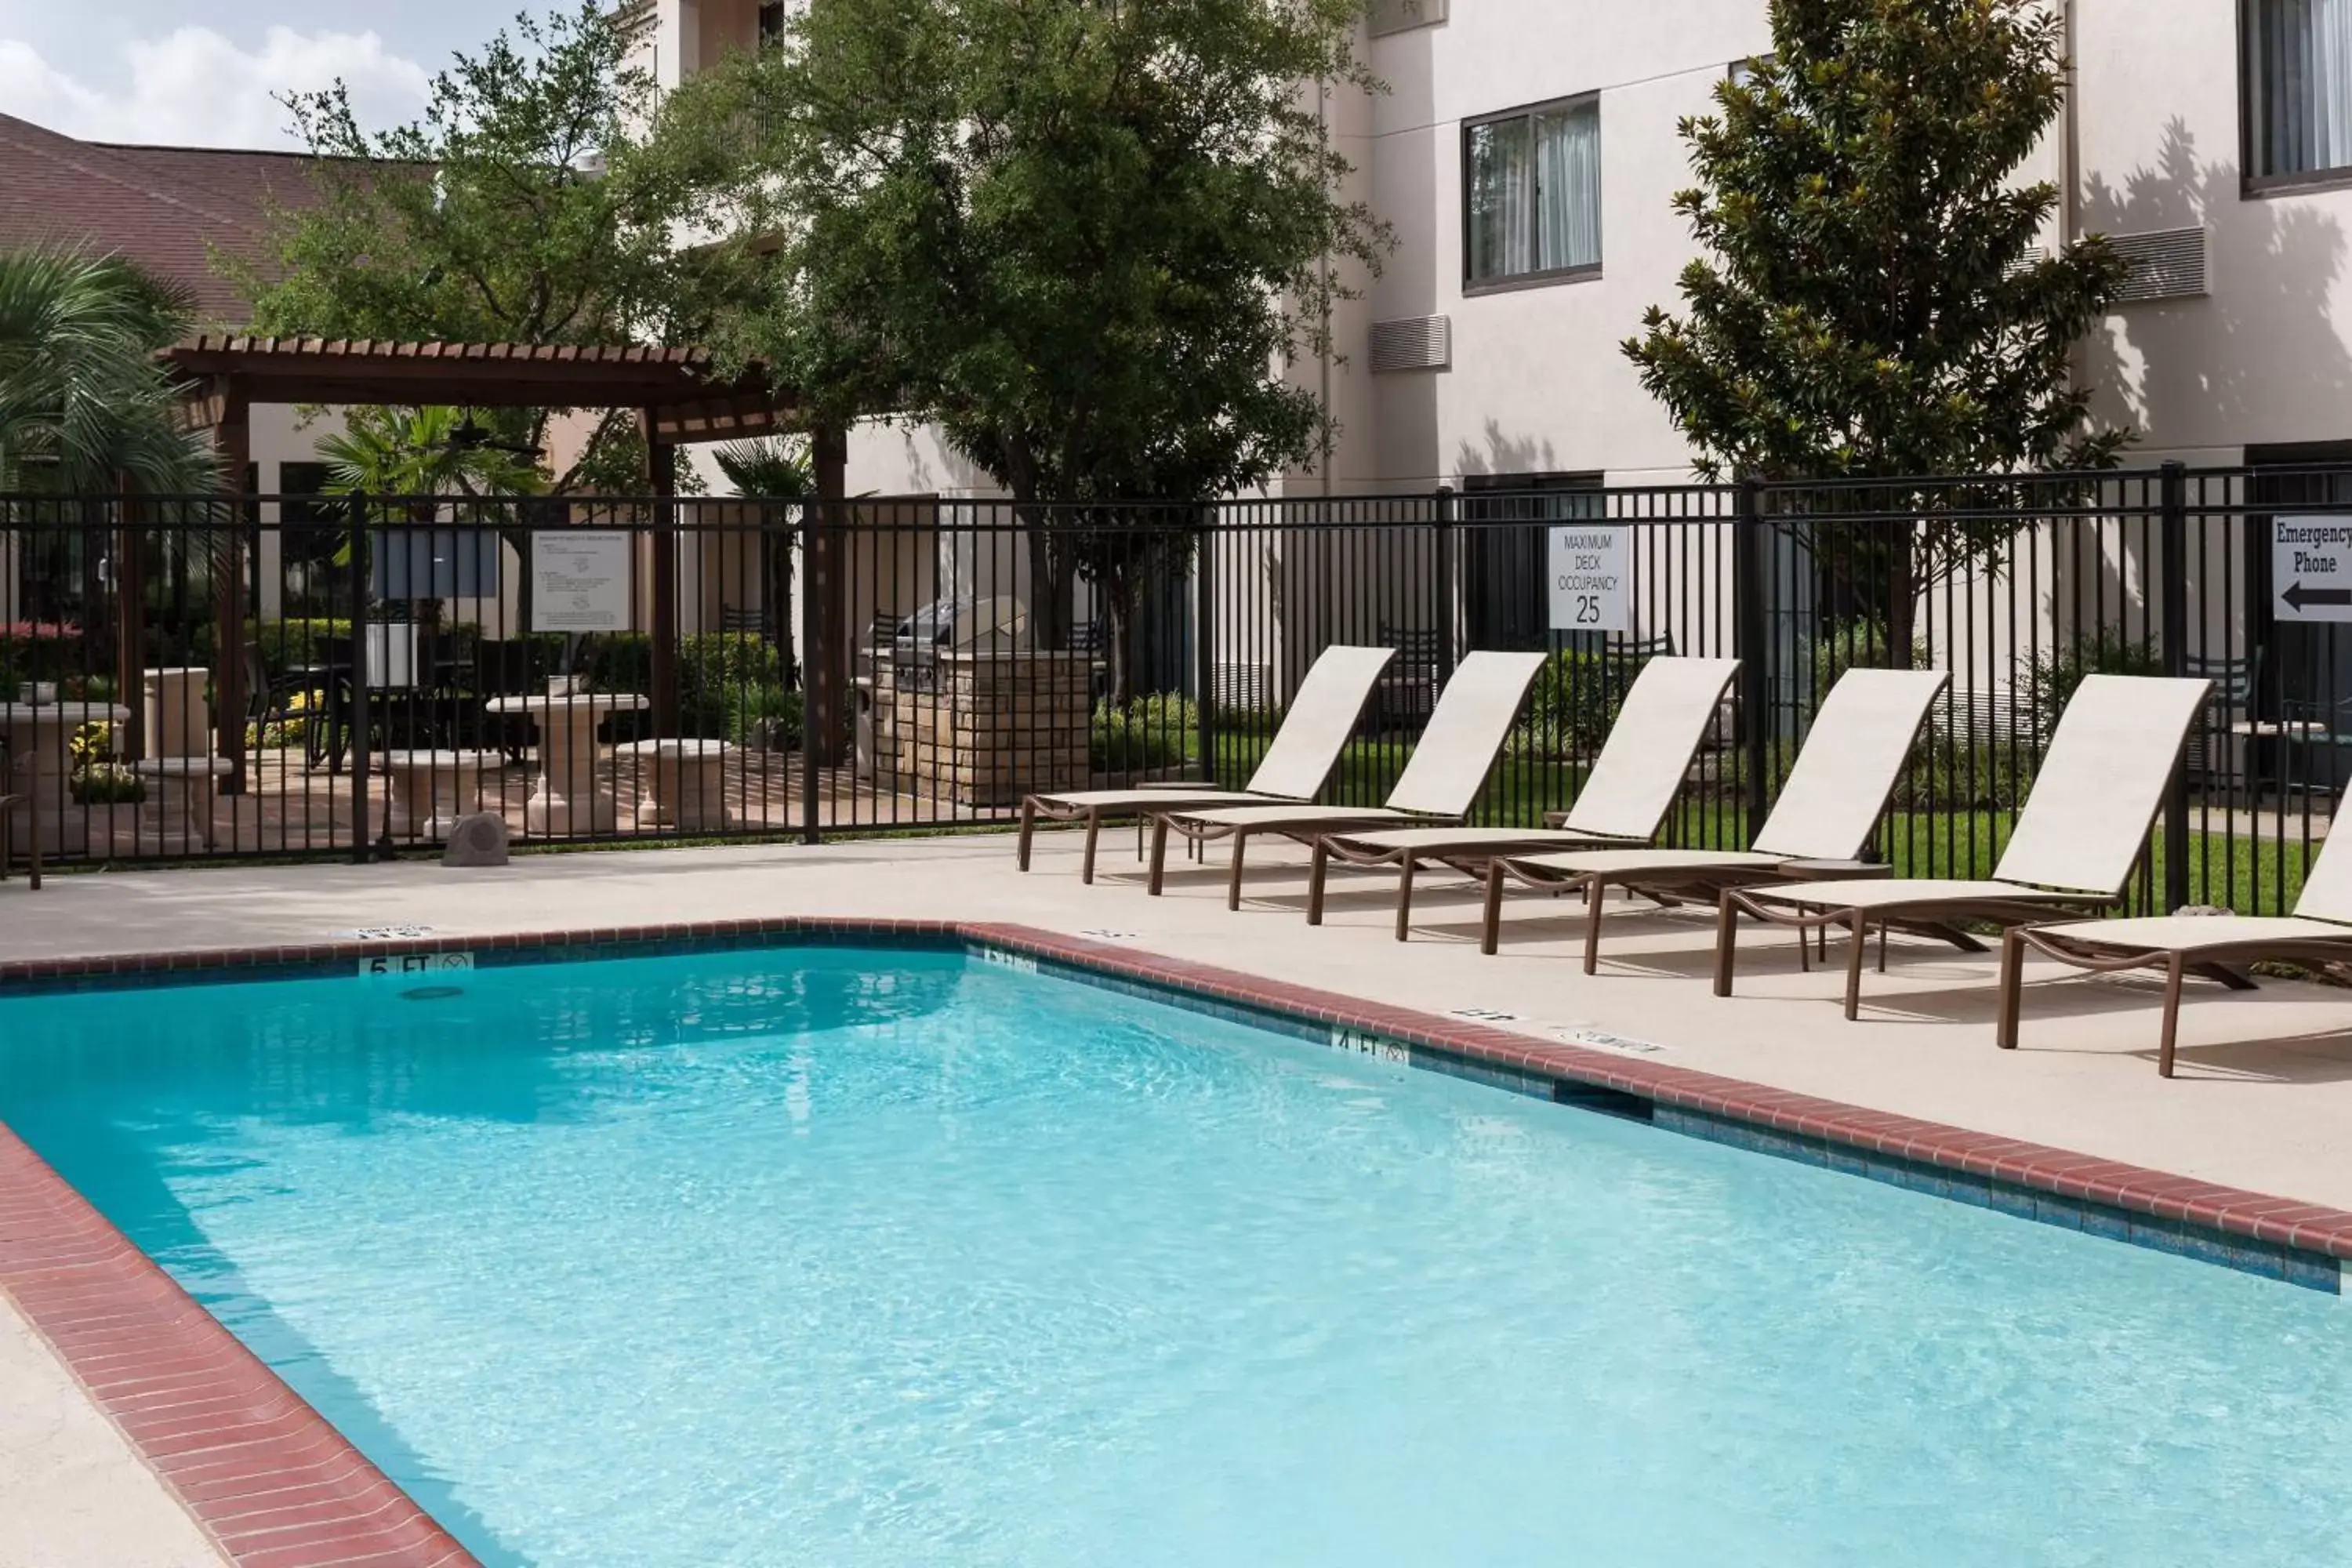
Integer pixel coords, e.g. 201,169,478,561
441,413,545,461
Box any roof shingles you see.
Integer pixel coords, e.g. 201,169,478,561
0,112,330,322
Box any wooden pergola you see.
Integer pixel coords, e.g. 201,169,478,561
159,336,853,789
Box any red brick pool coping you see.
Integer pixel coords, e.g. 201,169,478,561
4,913,2350,1565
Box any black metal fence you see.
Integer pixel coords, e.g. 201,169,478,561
2,463,2348,916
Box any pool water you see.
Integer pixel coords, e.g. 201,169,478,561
2,946,2348,1566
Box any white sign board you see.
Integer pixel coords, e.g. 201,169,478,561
2273,516,2352,622
531,530,632,633
1547,524,1631,633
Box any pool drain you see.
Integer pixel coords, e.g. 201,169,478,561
400,985,466,1002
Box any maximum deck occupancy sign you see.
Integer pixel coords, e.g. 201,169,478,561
2273,516,2352,623
1548,524,1630,633
532,529,633,633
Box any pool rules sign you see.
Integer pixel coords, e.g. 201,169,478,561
2274,517,2352,622
1548,524,1630,633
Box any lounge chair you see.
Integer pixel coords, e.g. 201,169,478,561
1483,666,1951,970
1712,673,2212,1018
1015,644,1396,882
1301,656,1742,940
1998,799,2352,1077
1147,649,1551,909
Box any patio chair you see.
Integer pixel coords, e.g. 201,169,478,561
1712,673,2212,1019
1016,644,1396,882
1148,649,1552,910
473,639,539,766
1481,667,1950,969
1301,656,1742,940
1373,623,1444,728
0,736,38,890
1997,793,2352,1077
245,643,304,760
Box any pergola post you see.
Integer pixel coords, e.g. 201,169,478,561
212,387,250,793
643,412,680,739
805,423,849,768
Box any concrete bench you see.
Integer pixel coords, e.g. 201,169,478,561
380,750,503,839
131,756,232,848
615,739,732,830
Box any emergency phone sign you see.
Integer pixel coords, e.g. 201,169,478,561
1548,524,1630,633
2274,516,2352,623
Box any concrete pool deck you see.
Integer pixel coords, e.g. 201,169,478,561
5,829,2352,1562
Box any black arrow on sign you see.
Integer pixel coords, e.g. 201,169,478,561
2283,580,2352,612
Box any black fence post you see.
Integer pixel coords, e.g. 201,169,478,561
1734,474,1770,838
1433,485,1458,688
1194,514,1217,785
798,496,821,846
348,490,372,866
2161,459,2190,914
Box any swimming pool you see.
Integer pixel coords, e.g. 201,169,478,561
2,942,2348,1566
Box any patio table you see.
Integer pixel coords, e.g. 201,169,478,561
0,701,131,852
485,691,648,836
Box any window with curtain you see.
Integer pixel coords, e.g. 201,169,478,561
1465,96,1601,288
2247,0,2352,183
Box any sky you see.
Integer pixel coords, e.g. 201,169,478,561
0,0,531,149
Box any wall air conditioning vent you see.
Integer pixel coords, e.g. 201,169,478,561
1368,0,1448,37
2109,226,2209,303
1214,662,1271,711
1370,314,1451,374
2005,245,2049,278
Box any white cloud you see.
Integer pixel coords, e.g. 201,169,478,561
0,25,430,149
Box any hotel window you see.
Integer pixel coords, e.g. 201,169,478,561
2245,0,2352,187
1464,96,1601,291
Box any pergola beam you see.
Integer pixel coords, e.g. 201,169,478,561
154,336,845,762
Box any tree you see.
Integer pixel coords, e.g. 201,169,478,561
657,0,1388,682
314,405,546,630
0,246,218,652
1623,0,2133,659
713,437,811,680
230,1,717,495
0,246,212,494
318,405,546,503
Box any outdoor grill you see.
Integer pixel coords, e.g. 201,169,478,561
885,593,1029,693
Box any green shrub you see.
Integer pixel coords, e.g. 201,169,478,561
731,686,803,750
1215,702,1285,739
2025,630,2164,746
71,762,145,804
1510,648,1648,761
1795,620,1935,702
248,618,353,679
586,631,788,740
1093,692,1197,772
0,629,88,690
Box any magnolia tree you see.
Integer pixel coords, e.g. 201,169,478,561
656,0,1388,695
1624,0,2132,659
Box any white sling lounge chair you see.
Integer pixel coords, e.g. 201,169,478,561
1483,666,1951,971
1998,794,2352,1077
1016,644,1396,882
1301,656,1742,940
1148,649,1550,909
1713,673,2212,1019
